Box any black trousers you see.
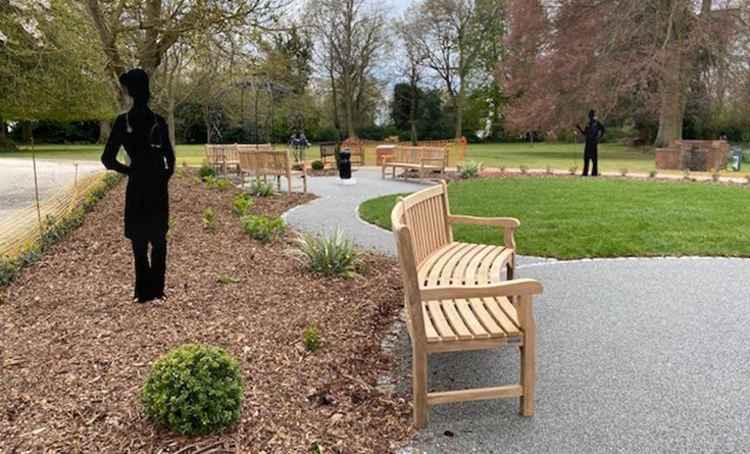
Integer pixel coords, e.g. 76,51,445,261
583,147,599,176
131,235,167,301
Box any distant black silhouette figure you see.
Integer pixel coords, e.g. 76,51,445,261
101,69,175,303
576,110,605,177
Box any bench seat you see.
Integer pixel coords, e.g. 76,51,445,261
418,242,513,289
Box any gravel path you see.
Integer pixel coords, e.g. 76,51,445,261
282,168,750,453
0,158,102,220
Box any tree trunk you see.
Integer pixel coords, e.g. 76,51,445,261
409,80,418,145
98,120,112,144
454,91,464,139
21,122,33,144
655,51,687,147
167,99,177,148
0,117,16,152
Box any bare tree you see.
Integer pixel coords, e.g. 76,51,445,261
82,0,283,140
309,0,387,138
410,0,487,139
396,11,427,144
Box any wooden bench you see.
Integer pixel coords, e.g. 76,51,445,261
382,146,448,179
341,137,366,167
319,141,339,168
391,182,543,428
238,149,307,194
205,144,240,175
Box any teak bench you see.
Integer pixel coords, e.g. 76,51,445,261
382,146,448,180
391,182,543,428
238,149,307,194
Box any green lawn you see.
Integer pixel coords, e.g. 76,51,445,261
358,177,750,259
1,142,738,176
467,142,658,173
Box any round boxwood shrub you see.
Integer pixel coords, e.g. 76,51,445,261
311,160,325,171
142,344,245,435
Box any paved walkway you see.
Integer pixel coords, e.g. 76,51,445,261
0,158,102,220
281,168,750,453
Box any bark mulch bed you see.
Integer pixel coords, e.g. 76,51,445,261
0,171,412,453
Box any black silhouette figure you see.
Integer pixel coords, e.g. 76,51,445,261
576,110,605,177
101,69,175,303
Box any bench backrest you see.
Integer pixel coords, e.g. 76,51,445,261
319,142,339,158
238,149,292,177
392,146,448,166
206,144,236,165
391,182,452,343
237,143,273,153
391,182,452,266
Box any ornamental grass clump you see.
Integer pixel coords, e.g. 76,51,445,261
241,214,286,242
199,164,216,181
303,325,320,352
142,344,244,436
293,228,363,278
459,161,481,179
202,208,216,232
247,180,275,197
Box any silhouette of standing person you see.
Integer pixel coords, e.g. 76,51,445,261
101,69,175,303
576,110,605,176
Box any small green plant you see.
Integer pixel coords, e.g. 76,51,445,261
683,169,691,180
241,214,286,242
199,164,216,181
569,166,578,175
311,160,325,171
459,161,481,179
620,168,628,177
711,169,721,182
232,193,254,216
303,325,320,352
202,208,216,232
499,165,506,174
520,165,529,175
0,257,18,287
293,228,363,278
649,170,658,178
142,344,244,436
310,441,323,454
217,274,240,285
247,180,275,197
204,176,233,190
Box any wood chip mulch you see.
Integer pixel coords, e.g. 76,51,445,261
0,172,413,453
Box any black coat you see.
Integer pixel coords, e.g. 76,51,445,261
577,120,606,155
101,108,175,240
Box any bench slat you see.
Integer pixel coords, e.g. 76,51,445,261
476,247,512,285
427,242,468,287
450,243,486,286
423,305,441,342
454,299,491,338
465,245,497,286
496,296,522,330
468,298,505,336
483,297,520,335
426,300,457,341
441,300,473,339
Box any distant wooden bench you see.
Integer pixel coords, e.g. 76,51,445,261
238,149,307,193
319,142,339,168
205,144,240,175
391,182,543,428
341,138,366,167
382,146,448,179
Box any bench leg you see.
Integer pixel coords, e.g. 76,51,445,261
413,347,429,428
520,327,536,417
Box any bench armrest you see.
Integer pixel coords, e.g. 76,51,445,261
420,279,543,301
447,215,520,249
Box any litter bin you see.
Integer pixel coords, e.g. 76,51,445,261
339,148,352,179
730,147,742,172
